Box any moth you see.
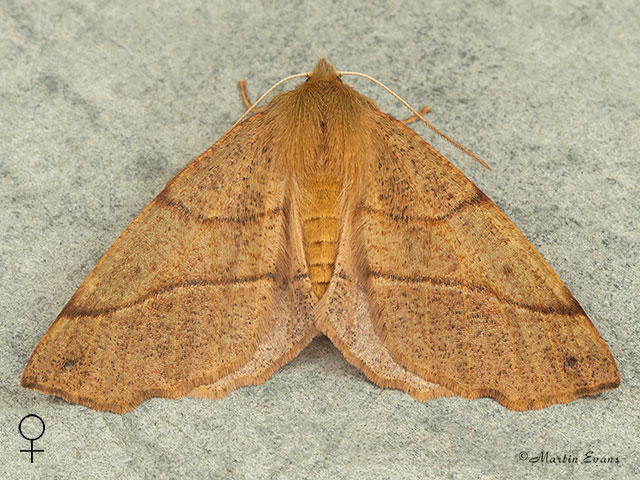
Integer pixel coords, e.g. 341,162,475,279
22,58,620,413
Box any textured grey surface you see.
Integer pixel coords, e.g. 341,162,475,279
1,0,639,479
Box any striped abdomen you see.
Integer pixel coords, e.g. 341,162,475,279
301,181,341,299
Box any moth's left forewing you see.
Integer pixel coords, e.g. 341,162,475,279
21,113,318,412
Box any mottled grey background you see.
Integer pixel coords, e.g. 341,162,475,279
1,1,638,479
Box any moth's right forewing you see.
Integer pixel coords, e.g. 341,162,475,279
351,112,619,411
330,113,620,410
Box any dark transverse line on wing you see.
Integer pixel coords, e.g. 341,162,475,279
159,195,282,225
62,273,275,318
368,271,581,315
361,190,488,223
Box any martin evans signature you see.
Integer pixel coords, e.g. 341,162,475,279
518,450,620,465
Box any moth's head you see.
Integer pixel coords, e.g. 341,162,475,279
307,58,341,83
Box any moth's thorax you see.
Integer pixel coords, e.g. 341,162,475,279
265,77,378,177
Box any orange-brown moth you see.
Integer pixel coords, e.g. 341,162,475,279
22,58,620,413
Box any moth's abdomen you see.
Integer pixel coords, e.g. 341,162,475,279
301,182,341,298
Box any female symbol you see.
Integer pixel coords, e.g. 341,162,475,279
18,414,45,463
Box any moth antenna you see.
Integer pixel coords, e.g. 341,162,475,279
339,71,491,170
231,72,309,130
